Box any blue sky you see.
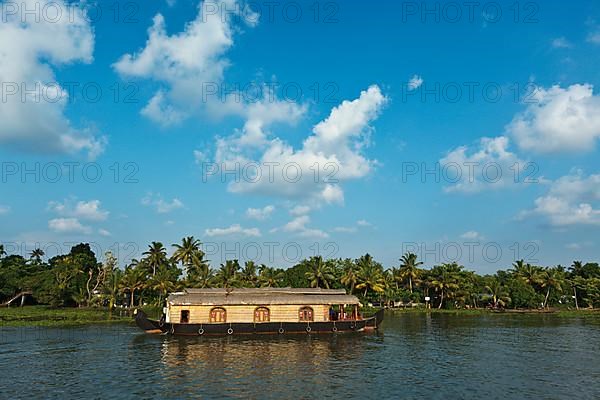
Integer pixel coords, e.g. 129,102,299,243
1,0,600,273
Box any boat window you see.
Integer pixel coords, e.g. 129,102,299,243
298,306,314,322
209,307,227,323
180,310,190,323
254,307,270,322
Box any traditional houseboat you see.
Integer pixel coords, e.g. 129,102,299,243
134,287,385,336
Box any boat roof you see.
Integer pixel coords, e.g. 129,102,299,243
167,287,359,306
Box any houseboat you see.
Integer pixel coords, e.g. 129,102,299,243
134,287,385,336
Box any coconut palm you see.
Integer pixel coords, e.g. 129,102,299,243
429,264,461,309
539,267,564,308
151,265,178,306
240,261,259,287
0,244,5,260
355,254,386,297
215,260,240,288
142,242,168,276
171,236,204,275
484,277,511,308
512,260,542,287
120,266,146,308
304,256,335,289
104,267,123,309
258,265,284,288
398,252,423,293
29,248,45,264
340,259,358,294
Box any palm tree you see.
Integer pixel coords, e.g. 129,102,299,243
171,236,204,275
258,265,284,287
240,261,258,287
120,266,146,308
0,244,5,260
29,248,45,264
398,252,423,293
340,259,358,294
304,256,335,289
484,277,511,308
215,260,240,288
104,267,123,309
142,242,168,276
512,260,542,287
429,264,460,309
539,267,564,308
355,254,386,297
151,265,178,306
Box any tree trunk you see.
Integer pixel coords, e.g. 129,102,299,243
130,289,135,308
438,291,444,309
544,287,550,309
409,277,413,293
573,286,579,310
364,287,368,297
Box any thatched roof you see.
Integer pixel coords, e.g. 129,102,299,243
167,287,359,306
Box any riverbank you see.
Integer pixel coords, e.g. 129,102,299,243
2,306,598,327
0,306,139,327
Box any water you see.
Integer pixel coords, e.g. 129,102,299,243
1,313,599,399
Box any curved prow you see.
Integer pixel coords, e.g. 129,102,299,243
134,309,164,333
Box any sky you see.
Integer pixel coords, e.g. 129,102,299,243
1,0,599,274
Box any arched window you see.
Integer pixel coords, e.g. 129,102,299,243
298,306,314,322
209,307,227,323
254,307,270,322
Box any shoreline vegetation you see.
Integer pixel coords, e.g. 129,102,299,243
1,238,599,327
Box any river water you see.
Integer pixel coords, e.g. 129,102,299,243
1,312,599,399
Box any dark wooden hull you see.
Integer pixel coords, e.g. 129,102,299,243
134,309,385,336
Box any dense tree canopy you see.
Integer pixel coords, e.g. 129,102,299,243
1,242,599,310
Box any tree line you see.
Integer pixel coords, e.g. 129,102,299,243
1,238,599,309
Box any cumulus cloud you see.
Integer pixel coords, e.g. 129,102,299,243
460,231,483,240
0,0,105,158
274,215,329,239
0,205,10,215
48,199,109,221
205,224,261,237
114,0,258,126
48,218,92,234
440,136,530,193
98,229,111,237
217,85,387,206
518,171,600,226
141,193,184,213
246,205,274,220
408,75,423,90
506,84,600,153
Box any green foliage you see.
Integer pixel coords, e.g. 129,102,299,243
1,239,599,312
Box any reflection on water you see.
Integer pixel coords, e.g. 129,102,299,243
1,313,599,399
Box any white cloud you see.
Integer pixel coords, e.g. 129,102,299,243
357,219,372,227
519,171,600,226
194,149,208,164
246,205,275,220
217,85,387,205
278,215,328,239
408,75,423,91
0,205,10,215
460,231,483,240
205,224,261,237
289,205,311,216
141,193,184,213
551,37,573,48
587,31,600,44
506,84,600,153
440,136,530,193
98,229,111,237
114,0,256,126
0,0,105,158
48,218,91,234
48,199,109,221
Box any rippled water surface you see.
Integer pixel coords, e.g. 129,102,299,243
1,313,599,399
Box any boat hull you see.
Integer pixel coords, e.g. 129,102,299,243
134,309,385,336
